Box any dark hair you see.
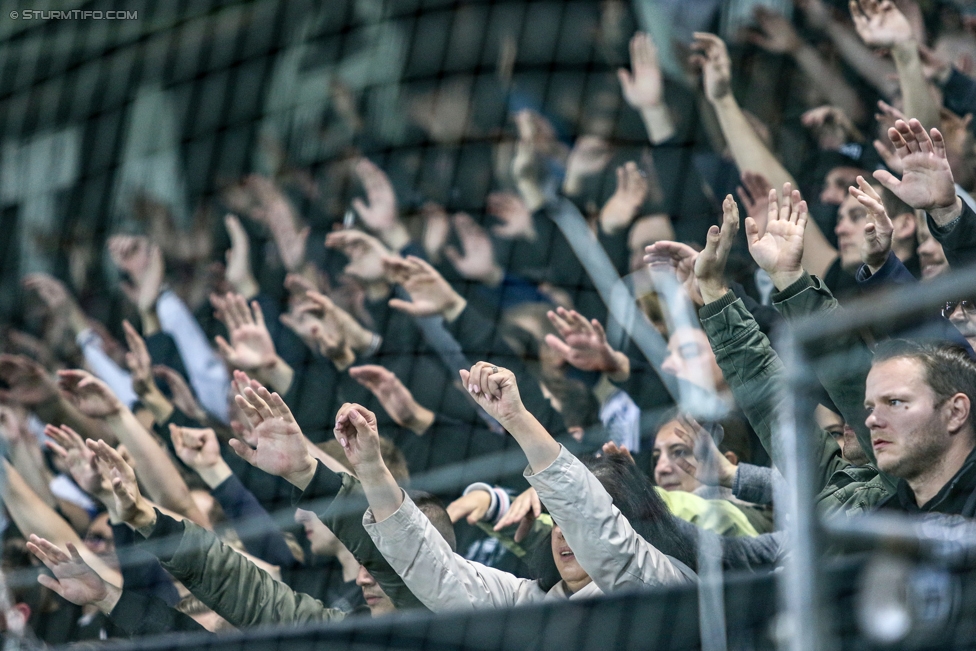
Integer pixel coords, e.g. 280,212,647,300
541,374,600,429
873,340,976,426
408,491,456,552
582,453,697,571
318,436,411,484
528,451,699,592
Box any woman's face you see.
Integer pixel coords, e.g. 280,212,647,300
652,420,702,493
550,525,592,594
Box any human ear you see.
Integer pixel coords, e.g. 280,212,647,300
944,393,971,435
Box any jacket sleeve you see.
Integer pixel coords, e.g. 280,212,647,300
928,200,976,270
108,589,208,637
699,291,784,460
526,446,697,592
700,290,851,494
363,493,544,611
146,510,343,629
295,463,429,612
771,274,887,479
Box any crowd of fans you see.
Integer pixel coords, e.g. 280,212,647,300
2,0,976,643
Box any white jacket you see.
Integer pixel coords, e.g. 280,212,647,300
363,446,696,612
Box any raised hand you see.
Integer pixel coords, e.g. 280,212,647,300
563,135,613,195
325,229,390,283
849,176,894,273
351,158,399,233
669,416,737,488
444,213,504,286
122,320,157,398
736,171,773,231
690,33,732,103
493,486,541,543
153,364,207,423
383,255,466,321
748,7,802,54
223,213,259,298
333,402,382,471
642,240,703,305
170,424,231,488
211,292,278,372
421,202,451,261
348,365,434,435
459,362,526,427
745,183,809,290
618,32,665,110
57,370,123,418
446,490,492,525
601,441,636,465
107,235,163,312
242,175,310,273
0,355,58,406
229,371,316,488
873,119,959,223
86,438,154,528
26,536,119,611
850,0,913,48
45,424,110,500
544,307,627,375
801,105,861,151
694,195,739,303
600,162,648,235
486,192,535,240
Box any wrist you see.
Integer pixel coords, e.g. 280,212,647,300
769,269,804,291
891,39,919,63
233,276,260,301
329,346,356,372
256,356,294,394
380,222,410,252
481,266,505,289
443,294,467,323
929,196,963,226
196,461,233,489
283,455,317,491
128,499,157,532
719,463,737,489
93,583,122,615
699,282,730,305
606,352,630,383
405,405,435,436
354,460,392,487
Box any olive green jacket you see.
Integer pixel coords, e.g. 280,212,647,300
698,283,892,516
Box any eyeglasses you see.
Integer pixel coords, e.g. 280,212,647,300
942,300,976,318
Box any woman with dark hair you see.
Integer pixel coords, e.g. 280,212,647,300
336,362,696,612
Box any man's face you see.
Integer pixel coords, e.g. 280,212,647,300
948,301,976,340
917,218,950,280
652,420,702,493
356,565,396,616
865,358,952,481
820,167,865,205
661,327,727,392
835,194,867,271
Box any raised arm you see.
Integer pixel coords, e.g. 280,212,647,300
335,401,539,611
459,362,695,591
617,32,676,144
850,0,939,131
58,369,210,528
691,32,837,278
1,459,121,586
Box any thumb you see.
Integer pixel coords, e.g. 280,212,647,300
616,68,633,92
467,511,481,526
36,575,63,596
228,438,257,465
351,197,368,217
872,169,900,193
444,245,463,266
388,298,424,316
459,369,470,385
